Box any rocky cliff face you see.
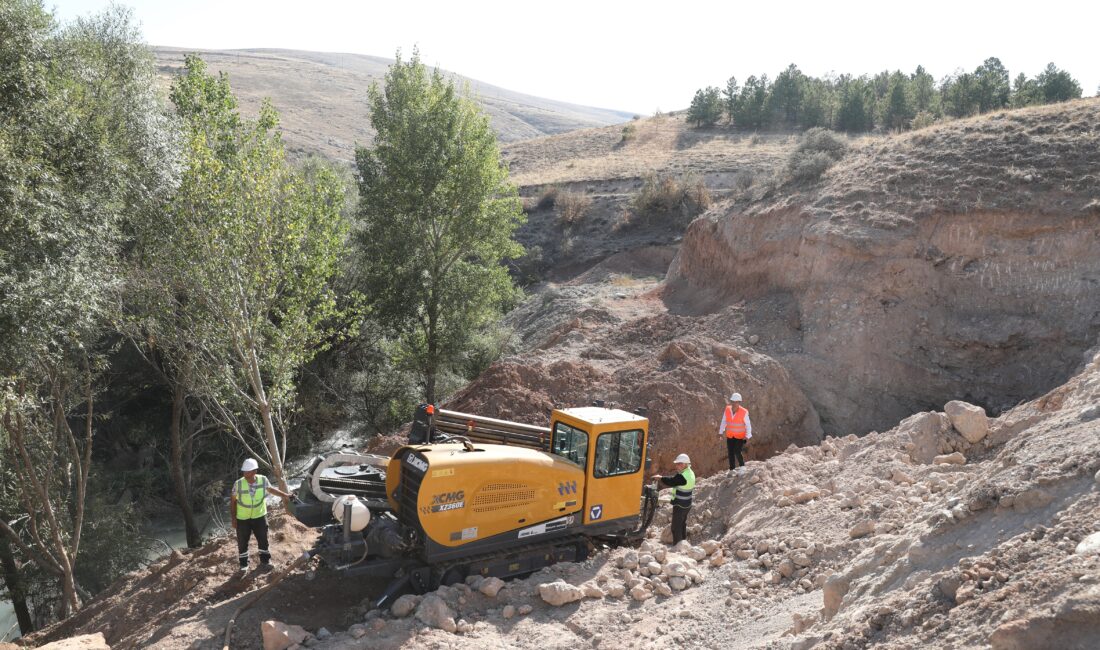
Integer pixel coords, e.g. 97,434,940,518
667,100,1100,435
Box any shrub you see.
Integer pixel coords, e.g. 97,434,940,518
537,185,560,209
911,111,937,130
557,191,592,226
620,123,637,143
787,151,835,182
786,128,848,182
735,170,755,191
630,173,712,225
795,127,848,160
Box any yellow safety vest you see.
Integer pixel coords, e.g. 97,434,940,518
235,476,267,520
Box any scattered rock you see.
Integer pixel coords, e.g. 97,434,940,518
630,585,652,601
1079,405,1100,422
944,401,989,443
1075,532,1100,556
934,452,967,465
37,635,111,650
518,604,533,615
415,593,457,632
391,594,420,618
261,620,309,650
539,581,585,606
849,521,875,539
502,605,516,619
823,575,850,619
479,577,506,597
583,582,605,598
1013,488,1054,513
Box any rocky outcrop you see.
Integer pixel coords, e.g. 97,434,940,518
666,102,1100,436
668,205,1100,436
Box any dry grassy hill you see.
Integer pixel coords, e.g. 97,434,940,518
153,47,634,162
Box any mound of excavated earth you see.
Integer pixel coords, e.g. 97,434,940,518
32,341,1100,649
446,281,822,476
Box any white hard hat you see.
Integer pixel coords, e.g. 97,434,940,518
674,453,691,464
240,458,259,472
729,393,742,402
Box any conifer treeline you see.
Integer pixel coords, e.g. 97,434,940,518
687,58,1084,132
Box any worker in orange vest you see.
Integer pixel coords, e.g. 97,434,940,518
719,392,752,471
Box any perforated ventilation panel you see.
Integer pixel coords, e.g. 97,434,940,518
473,482,536,512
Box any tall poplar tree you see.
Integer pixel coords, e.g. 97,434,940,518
355,50,524,404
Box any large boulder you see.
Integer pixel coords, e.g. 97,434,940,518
415,593,457,632
944,401,989,443
38,635,111,650
898,412,951,464
260,620,309,650
538,581,585,606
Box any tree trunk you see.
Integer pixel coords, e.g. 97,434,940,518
246,346,289,492
169,383,200,548
0,536,34,635
425,305,438,405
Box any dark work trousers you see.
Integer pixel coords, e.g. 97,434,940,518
726,437,747,470
671,505,691,544
236,516,270,567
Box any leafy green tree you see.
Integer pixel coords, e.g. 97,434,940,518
687,86,723,127
0,1,177,623
1035,62,1082,102
131,55,350,492
723,76,739,124
355,50,524,404
974,57,1010,113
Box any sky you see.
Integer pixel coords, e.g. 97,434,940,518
47,0,1100,115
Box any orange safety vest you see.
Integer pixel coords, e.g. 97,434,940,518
723,405,749,439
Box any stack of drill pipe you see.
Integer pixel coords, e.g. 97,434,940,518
432,408,550,451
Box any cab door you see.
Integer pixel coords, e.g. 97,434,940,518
583,425,647,526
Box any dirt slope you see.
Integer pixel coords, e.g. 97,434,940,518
30,341,1100,649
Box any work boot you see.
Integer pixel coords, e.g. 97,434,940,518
258,562,274,573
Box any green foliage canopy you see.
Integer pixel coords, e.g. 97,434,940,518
354,50,524,404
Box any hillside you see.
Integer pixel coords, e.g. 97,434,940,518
153,47,634,162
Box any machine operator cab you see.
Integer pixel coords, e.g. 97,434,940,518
549,407,650,532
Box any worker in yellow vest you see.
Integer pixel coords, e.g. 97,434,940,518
231,458,293,572
719,392,752,471
651,453,695,544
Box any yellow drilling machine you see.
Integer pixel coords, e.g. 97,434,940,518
289,403,657,607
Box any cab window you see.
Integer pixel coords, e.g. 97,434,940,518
593,429,644,478
551,421,588,469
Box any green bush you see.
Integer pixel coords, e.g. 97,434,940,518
620,123,637,143
788,151,835,182
786,128,848,182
